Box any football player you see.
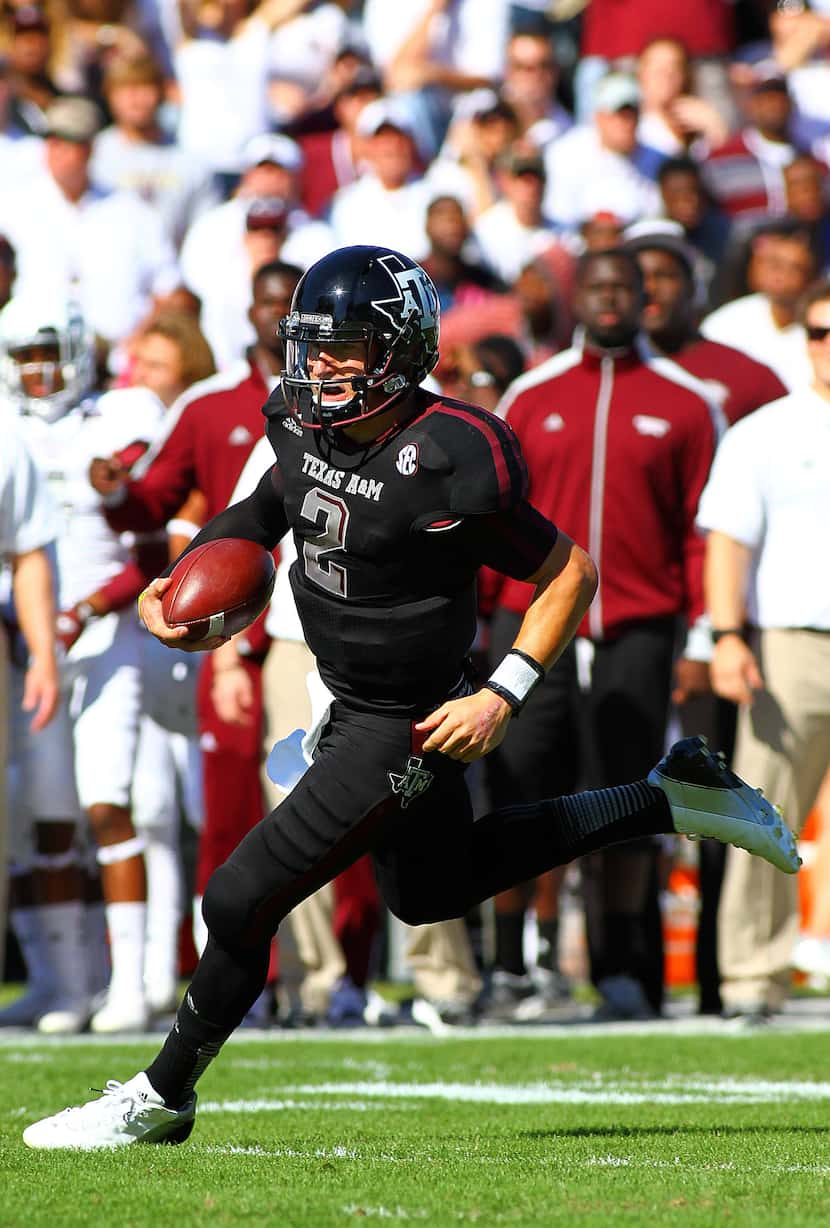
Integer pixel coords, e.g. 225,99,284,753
24,246,800,1148
0,297,166,1033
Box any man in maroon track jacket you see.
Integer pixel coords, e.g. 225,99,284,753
488,248,717,1019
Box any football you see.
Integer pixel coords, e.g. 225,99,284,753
161,538,276,641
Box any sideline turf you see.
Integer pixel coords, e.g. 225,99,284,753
2,1031,829,1227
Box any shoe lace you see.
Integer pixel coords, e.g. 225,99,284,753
75,1080,141,1121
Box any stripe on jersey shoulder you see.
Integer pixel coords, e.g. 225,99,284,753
495,347,583,420
438,399,526,509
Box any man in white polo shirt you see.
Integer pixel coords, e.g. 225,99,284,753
0,97,178,350
0,425,60,979
698,277,830,1021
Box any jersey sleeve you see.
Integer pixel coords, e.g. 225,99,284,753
439,403,529,516
448,499,559,581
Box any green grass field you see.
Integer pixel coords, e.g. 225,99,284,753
2,1025,829,1228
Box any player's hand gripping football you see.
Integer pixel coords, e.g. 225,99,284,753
416,688,513,763
138,577,230,652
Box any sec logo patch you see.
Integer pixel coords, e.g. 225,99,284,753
396,443,419,476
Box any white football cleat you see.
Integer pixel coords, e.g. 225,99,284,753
23,1073,196,1150
649,736,801,875
90,991,149,1034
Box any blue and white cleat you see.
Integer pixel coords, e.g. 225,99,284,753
648,736,801,875
23,1073,196,1150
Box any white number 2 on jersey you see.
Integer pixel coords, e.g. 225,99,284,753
300,487,350,597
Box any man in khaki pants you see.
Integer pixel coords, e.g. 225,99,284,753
1,427,61,975
698,278,830,1020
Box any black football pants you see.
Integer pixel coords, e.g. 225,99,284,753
186,698,671,1032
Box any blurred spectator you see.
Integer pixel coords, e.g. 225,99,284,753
5,3,61,133
578,209,624,252
420,194,504,313
0,94,179,350
179,132,331,365
575,0,737,126
125,313,214,1016
92,53,217,249
439,332,525,408
783,152,830,270
49,0,148,101
626,224,787,425
129,310,216,405
429,90,519,219
266,0,364,127
636,37,727,168
701,221,819,388
501,28,571,148
698,277,830,1022
493,248,717,1020
0,234,15,308
473,145,559,284
511,254,567,361
173,0,317,172
90,261,302,969
0,55,46,182
362,0,510,155
329,98,432,259
294,64,382,218
543,73,660,229
769,2,830,146
657,155,732,275
703,65,802,220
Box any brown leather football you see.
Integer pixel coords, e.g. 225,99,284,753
161,538,276,641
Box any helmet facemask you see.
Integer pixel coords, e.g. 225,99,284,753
280,314,413,431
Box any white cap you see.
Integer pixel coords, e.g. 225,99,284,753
240,133,304,174
594,72,641,113
356,98,416,140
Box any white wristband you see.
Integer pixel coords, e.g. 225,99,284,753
486,649,545,713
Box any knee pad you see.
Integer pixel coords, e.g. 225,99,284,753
201,862,254,949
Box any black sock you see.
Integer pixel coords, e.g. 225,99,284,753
494,910,526,976
145,934,270,1108
145,989,232,1108
536,918,560,973
549,782,672,854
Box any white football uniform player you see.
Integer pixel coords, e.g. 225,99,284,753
0,297,166,1033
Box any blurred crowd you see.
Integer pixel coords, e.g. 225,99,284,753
1,0,830,1034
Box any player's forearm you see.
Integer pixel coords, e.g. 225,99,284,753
704,531,753,630
512,534,597,670
12,547,57,664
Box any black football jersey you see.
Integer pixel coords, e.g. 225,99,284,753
262,389,559,713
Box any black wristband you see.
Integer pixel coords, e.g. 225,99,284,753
712,628,745,644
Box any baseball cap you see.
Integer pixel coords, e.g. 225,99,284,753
594,72,641,113
245,196,289,231
623,220,697,279
240,133,304,174
44,97,103,143
501,148,546,179
748,58,789,93
335,65,383,102
12,5,49,33
356,98,417,140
